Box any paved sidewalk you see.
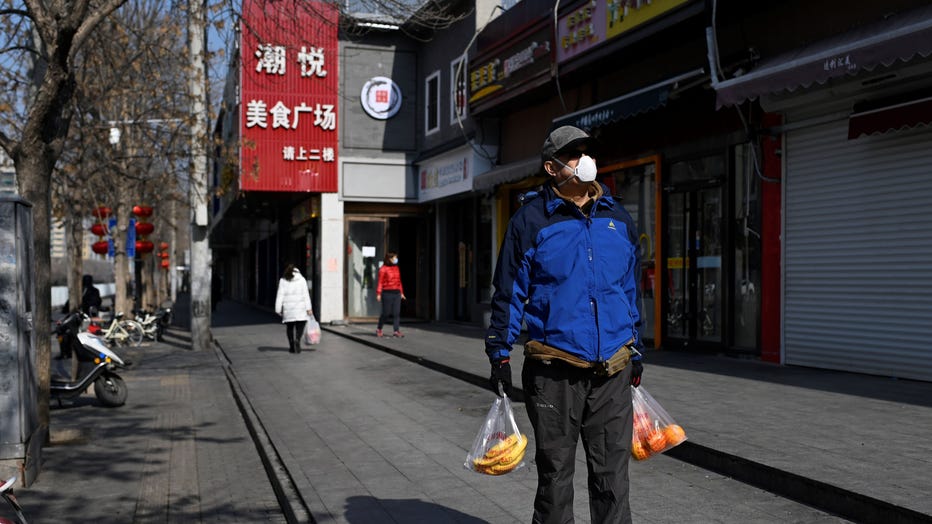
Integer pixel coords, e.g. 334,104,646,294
322,320,932,523
16,324,285,523
15,298,931,523
213,304,848,523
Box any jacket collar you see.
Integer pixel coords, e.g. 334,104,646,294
544,182,615,215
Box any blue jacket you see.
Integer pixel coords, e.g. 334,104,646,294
485,183,641,363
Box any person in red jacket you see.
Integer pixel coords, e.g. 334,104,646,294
376,251,406,337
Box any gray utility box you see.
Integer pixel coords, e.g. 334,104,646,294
0,196,41,486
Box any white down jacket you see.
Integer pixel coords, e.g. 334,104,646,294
274,270,312,323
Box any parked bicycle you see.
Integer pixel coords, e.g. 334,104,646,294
133,307,171,342
94,312,144,347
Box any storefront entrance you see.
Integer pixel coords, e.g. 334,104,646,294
664,155,725,348
346,218,385,319
345,210,430,322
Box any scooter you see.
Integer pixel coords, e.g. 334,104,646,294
0,476,27,524
52,310,129,407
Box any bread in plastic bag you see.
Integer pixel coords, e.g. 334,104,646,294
631,385,687,461
464,392,528,475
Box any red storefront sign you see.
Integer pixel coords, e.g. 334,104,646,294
240,0,339,192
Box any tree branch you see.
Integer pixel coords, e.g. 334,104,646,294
70,0,130,62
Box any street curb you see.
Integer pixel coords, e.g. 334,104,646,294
323,326,932,524
210,340,313,524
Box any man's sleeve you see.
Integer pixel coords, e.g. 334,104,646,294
485,220,530,362
623,212,643,348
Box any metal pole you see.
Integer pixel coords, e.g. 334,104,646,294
188,0,211,350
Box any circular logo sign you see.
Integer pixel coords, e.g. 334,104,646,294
361,76,402,120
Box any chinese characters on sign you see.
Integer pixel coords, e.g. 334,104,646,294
556,0,692,64
468,24,552,110
361,76,402,120
823,54,856,73
241,0,339,192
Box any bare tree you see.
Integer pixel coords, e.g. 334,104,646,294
0,0,473,446
0,0,130,436
49,2,192,323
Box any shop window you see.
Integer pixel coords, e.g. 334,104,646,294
425,70,440,136
602,156,660,347
732,144,761,349
450,55,468,127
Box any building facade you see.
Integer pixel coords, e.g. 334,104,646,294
212,0,932,382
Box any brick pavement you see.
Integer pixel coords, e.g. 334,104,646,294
210,301,860,524
15,297,931,523
16,323,285,523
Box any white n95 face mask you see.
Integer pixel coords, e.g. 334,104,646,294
554,154,598,185
574,154,597,182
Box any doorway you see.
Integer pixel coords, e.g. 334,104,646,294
664,155,725,348
346,218,386,319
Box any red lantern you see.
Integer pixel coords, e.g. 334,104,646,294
92,240,109,255
135,221,155,236
135,240,155,254
159,242,169,250
90,223,107,236
160,259,170,269
92,206,112,218
132,205,154,218
158,252,170,259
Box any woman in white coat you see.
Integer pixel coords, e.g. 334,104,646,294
274,263,313,353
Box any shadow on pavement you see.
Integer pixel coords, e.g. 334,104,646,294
257,345,290,353
343,495,491,524
643,348,932,408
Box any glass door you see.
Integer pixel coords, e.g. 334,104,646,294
664,156,725,347
346,218,386,319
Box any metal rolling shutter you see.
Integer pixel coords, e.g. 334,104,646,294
784,118,932,381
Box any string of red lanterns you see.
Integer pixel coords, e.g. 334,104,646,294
89,205,160,258
133,205,155,255
90,205,111,255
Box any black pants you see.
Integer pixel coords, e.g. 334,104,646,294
378,290,402,332
522,358,634,524
285,320,307,350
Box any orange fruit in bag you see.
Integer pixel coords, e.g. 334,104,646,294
663,424,687,446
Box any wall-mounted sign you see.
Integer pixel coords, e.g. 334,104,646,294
361,76,402,120
557,0,693,64
557,1,606,63
468,23,552,113
240,0,339,193
418,145,497,202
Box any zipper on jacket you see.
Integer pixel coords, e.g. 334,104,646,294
584,214,601,362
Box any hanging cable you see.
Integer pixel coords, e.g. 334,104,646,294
552,0,567,113
707,0,779,184
454,4,504,163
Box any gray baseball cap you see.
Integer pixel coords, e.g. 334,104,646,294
541,125,592,163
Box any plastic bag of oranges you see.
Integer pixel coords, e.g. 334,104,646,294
631,386,687,461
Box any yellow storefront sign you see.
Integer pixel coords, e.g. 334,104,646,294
606,0,691,40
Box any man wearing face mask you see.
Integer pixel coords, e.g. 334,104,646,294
485,125,643,523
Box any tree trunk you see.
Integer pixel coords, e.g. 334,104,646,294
17,154,53,440
67,215,83,313
112,199,132,317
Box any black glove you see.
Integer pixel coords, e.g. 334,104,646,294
489,358,512,396
630,358,643,388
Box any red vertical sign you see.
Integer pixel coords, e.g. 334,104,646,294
240,0,339,192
